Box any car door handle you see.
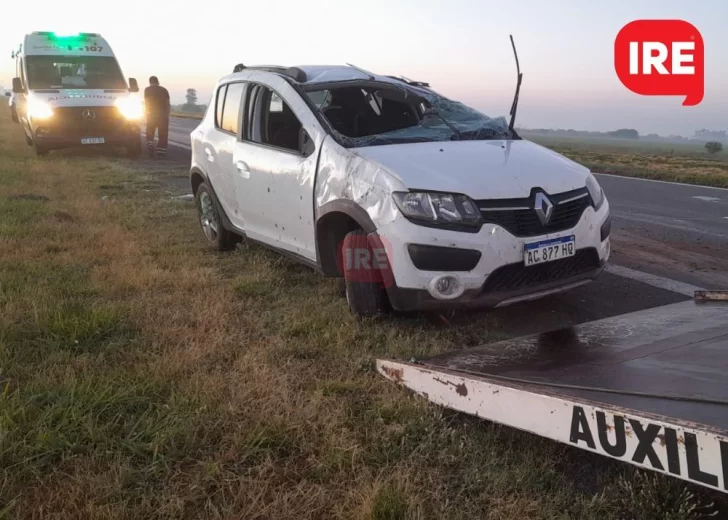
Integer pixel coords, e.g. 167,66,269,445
236,161,250,179
204,147,215,163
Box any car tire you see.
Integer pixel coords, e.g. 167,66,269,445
195,181,239,251
10,108,18,123
342,229,388,318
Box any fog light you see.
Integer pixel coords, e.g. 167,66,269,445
428,275,465,300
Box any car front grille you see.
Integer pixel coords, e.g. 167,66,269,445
481,248,600,293
38,106,134,137
53,106,124,123
475,188,592,237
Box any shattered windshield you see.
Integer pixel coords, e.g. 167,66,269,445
26,56,126,90
305,83,512,147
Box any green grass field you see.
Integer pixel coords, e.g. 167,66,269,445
521,133,728,188
0,112,725,519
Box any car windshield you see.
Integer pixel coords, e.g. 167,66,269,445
26,56,126,90
305,83,512,147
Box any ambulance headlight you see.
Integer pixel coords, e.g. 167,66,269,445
28,97,53,120
115,97,143,120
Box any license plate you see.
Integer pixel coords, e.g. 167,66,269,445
524,235,576,266
81,137,105,145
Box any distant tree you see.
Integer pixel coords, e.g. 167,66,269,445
694,129,727,141
606,128,639,139
705,141,723,154
185,88,198,107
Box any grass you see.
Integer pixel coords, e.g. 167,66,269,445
522,133,728,188
0,112,725,519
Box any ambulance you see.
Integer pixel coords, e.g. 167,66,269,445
11,32,143,156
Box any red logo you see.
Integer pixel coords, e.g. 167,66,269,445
615,20,704,106
337,233,395,288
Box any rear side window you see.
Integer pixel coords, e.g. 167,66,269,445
220,82,245,135
248,86,303,153
215,85,227,128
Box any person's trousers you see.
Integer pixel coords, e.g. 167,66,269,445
146,116,169,156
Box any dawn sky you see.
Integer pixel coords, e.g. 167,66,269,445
1,0,726,136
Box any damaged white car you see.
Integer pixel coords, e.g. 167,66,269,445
190,59,611,317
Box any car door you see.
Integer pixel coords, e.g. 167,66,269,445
202,82,246,230
232,74,326,261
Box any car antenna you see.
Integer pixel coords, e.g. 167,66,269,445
508,34,523,133
346,63,375,80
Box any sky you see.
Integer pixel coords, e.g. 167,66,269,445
1,0,726,136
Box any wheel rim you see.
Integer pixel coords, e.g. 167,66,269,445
198,191,219,241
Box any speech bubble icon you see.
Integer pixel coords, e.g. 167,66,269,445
615,20,704,106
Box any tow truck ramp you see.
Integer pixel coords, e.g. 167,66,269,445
377,300,728,494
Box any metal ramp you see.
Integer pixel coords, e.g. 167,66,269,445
377,300,728,494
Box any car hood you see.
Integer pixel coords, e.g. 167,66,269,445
32,89,131,108
351,139,591,199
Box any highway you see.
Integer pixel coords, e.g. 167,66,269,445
162,116,728,290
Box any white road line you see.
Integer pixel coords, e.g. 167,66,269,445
607,264,704,297
693,196,721,202
595,173,728,192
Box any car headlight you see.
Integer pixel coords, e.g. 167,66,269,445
115,97,143,120
392,191,482,229
585,174,605,210
27,97,53,119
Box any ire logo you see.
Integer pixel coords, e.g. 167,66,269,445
614,20,704,106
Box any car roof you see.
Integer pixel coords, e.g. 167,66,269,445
219,64,430,90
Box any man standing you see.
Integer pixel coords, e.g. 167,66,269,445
144,76,170,158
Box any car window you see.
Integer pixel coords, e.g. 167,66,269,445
249,86,303,153
221,82,245,135
215,85,227,129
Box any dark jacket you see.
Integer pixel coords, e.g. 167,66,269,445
144,85,170,118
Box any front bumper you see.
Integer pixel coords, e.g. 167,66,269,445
30,107,140,150
375,199,611,311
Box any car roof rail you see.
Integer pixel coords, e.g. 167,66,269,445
232,63,307,83
385,75,431,88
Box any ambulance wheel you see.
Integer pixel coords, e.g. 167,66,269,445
11,107,19,123
25,134,33,146
34,142,48,156
127,139,142,159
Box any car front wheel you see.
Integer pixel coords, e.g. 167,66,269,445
195,182,239,251
342,229,388,318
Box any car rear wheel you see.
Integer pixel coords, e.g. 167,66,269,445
195,182,239,251
342,229,388,318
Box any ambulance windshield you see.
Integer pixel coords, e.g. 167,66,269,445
26,56,126,90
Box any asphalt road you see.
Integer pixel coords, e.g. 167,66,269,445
161,116,728,290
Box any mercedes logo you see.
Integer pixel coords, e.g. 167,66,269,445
81,109,96,120
534,192,554,226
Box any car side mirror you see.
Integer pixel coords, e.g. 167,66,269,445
128,78,139,93
300,129,315,157
4,92,11,97
12,77,24,94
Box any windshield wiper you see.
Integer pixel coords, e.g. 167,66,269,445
422,107,461,140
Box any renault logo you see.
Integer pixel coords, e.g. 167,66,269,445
81,109,96,120
534,192,554,225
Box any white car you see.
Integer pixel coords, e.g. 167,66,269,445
190,63,611,317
